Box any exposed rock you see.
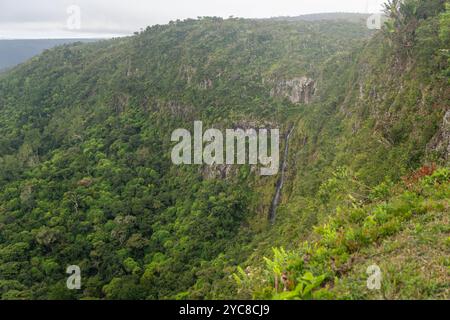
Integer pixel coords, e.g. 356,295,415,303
112,94,130,114
231,120,277,131
152,100,197,120
269,76,316,104
179,65,196,84
427,110,450,160
200,120,278,180
166,101,194,117
200,78,213,89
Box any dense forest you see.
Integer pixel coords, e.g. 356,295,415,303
0,0,448,300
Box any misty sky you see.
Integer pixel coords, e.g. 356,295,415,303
0,0,386,39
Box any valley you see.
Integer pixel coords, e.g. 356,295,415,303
0,3,448,300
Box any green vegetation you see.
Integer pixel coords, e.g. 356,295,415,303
0,2,448,300
235,168,449,299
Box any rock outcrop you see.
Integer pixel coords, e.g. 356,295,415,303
270,76,316,104
427,109,450,160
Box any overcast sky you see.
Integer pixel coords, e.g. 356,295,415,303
0,0,386,39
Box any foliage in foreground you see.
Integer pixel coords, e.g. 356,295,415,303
235,168,449,300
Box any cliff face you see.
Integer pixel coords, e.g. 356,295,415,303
270,77,316,104
428,109,450,160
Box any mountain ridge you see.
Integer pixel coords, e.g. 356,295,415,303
0,2,448,300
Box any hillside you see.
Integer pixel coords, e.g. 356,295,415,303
0,1,448,300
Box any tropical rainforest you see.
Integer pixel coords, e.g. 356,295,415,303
0,0,448,300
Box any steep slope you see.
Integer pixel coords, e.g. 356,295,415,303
0,1,448,301
230,1,450,300
0,16,374,300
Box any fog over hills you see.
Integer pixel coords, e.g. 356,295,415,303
0,39,100,71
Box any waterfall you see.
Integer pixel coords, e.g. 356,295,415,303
268,125,295,224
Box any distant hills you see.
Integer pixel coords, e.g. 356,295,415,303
0,13,375,72
0,13,374,72
0,39,100,71
266,12,372,23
